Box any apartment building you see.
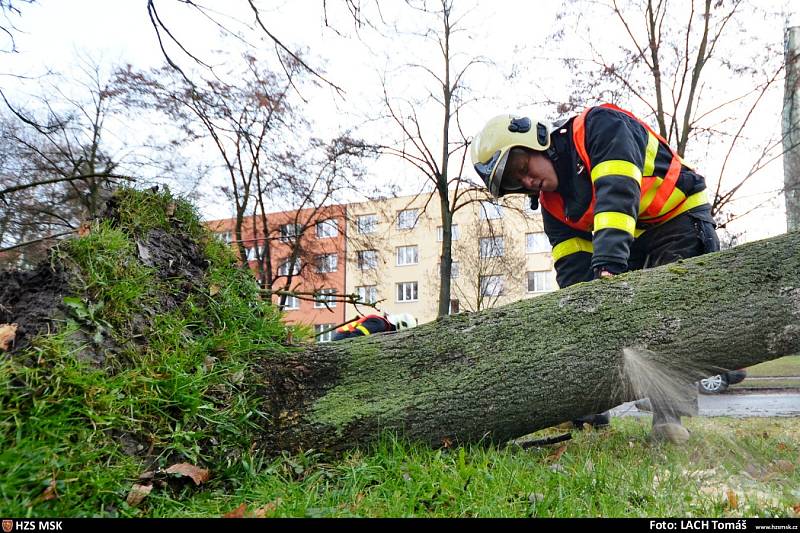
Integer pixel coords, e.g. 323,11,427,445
206,190,557,339
344,191,556,324
207,204,347,340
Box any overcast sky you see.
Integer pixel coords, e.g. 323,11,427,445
4,0,797,242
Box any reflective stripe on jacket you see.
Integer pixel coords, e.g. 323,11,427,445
540,103,712,286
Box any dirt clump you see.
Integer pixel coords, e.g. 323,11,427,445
0,259,70,352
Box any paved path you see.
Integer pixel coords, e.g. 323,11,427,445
611,390,800,418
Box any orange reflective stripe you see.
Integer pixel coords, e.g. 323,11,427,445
573,107,592,173
644,155,681,217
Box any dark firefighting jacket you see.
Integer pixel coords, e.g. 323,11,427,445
539,104,713,288
332,314,396,341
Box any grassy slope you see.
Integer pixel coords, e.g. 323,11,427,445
745,356,800,377
1,189,797,518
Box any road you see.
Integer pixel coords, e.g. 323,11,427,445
611,389,800,418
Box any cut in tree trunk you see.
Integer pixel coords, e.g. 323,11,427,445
260,231,800,454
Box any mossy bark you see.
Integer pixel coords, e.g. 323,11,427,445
259,231,800,454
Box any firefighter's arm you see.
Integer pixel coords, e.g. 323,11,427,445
584,108,647,273
543,209,594,288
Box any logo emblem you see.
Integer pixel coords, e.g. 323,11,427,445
2,519,13,533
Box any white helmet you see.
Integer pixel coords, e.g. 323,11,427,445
387,313,417,330
471,114,552,197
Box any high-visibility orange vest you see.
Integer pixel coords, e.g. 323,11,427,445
540,103,703,233
335,314,391,337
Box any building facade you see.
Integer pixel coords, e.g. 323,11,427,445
207,190,557,340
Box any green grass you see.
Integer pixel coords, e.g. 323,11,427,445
2,188,797,518
144,417,800,518
745,356,800,378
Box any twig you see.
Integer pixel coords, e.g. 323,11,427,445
0,230,76,254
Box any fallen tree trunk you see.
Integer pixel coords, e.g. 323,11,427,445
261,231,800,454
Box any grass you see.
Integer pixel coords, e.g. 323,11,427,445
745,356,800,378
1,188,797,518
142,417,800,518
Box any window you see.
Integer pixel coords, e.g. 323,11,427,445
396,281,418,302
277,258,301,276
480,237,505,258
357,214,378,234
316,219,338,238
480,201,503,220
357,285,378,304
246,246,266,261
357,250,378,270
480,275,504,297
316,253,338,273
396,245,419,266
397,209,418,230
216,231,232,244
438,261,459,279
315,324,335,343
279,223,302,242
527,271,555,293
526,232,550,254
437,224,460,241
281,294,300,310
314,288,337,308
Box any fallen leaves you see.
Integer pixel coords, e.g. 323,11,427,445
77,222,92,237
726,489,739,510
126,484,153,508
0,323,17,351
165,463,210,485
223,499,282,518
125,463,210,508
547,444,568,463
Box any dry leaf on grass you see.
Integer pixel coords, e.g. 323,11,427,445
253,498,282,518
771,460,795,473
547,444,567,462
40,478,58,502
209,285,220,296
166,203,177,217
77,222,92,237
0,323,18,351
726,489,739,510
126,483,152,507
165,463,210,485
223,503,248,518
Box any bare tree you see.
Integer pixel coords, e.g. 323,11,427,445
114,53,308,272
445,217,526,313
546,0,791,227
0,61,136,266
375,0,495,317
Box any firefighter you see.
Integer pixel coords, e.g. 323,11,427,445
471,104,720,444
332,312,417,341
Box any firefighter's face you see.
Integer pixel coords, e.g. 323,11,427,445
502,149,559,195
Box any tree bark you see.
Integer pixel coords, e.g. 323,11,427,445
260,231,800,455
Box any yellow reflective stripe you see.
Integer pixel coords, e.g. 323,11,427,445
591,160,642,186
594,212,636,236
639,177,663,214
643,133,658,176
656,187,687,217
356,324,371,336
668,190,709,220
552,237,593,263
639,189,709,223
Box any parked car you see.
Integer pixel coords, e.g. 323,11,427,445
698,369,747,394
